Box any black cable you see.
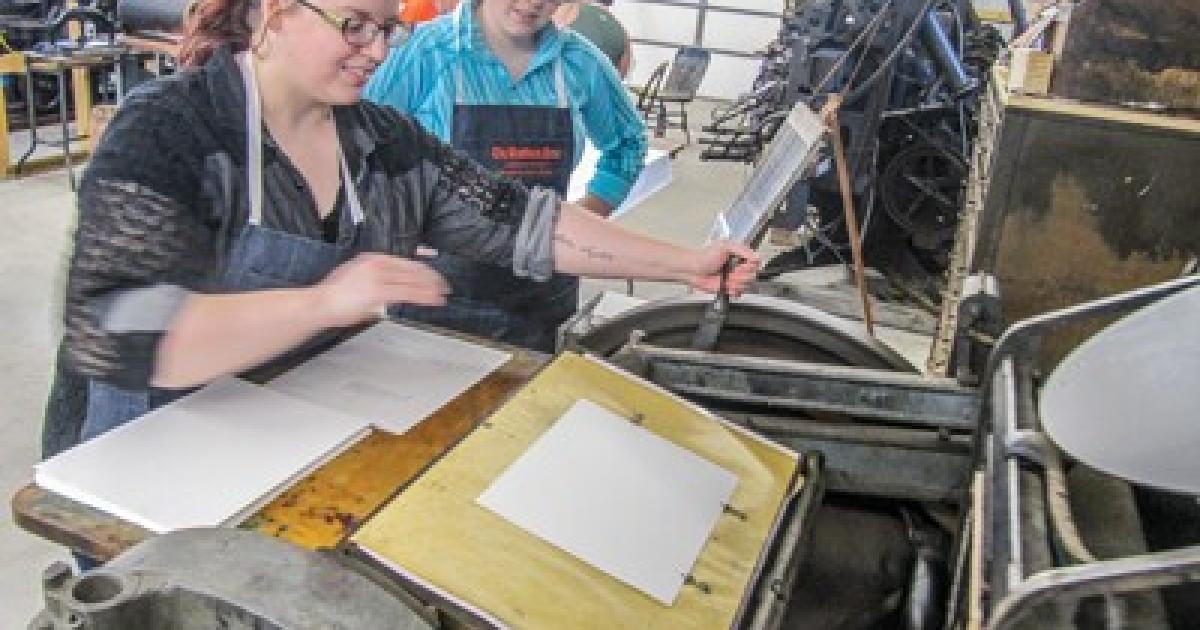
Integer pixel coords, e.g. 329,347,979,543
843,0,938,104
843,8,889,90
947,0,963,57
945,0,970,158
813,0,896,94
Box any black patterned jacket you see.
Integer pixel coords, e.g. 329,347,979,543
65,46,557,389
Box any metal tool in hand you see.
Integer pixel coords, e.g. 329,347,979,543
690,255,742,351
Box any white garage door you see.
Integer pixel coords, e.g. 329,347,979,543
611,0,784,101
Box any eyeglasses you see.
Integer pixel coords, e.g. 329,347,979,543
293,0,401,47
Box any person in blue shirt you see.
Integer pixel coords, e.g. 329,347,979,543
364,0,648,352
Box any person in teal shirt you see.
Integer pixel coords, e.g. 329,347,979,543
364,0,648,351
555,0,631,78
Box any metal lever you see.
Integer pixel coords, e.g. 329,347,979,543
690,255,741,351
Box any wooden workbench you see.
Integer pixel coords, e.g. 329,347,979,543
11,336,547,562
0,0,110,178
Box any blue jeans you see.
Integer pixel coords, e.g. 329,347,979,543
82,381,189,441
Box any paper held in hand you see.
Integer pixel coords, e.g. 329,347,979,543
708,102,827,245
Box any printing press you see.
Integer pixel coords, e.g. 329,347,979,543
16,0,1200,628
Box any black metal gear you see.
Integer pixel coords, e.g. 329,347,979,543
879,141,966,253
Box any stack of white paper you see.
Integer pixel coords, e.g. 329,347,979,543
35,377,369,533
477,399,738,605
264,322,511,434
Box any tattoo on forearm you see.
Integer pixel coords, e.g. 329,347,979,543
554,234,614,261
581,245,614,261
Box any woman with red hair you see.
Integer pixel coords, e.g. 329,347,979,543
52,0,759,460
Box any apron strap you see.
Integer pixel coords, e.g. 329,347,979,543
237,52,365,228
339,148,366,225
552,57,568,109
455,61,466,106
237,52,266,226
454,57,570,110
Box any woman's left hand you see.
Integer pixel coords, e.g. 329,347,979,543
687,241,761,296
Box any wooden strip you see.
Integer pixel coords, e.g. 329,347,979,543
11,485,152,561
967,471,985,630
66,1,92,139
824,95,875,336
1007,93,1200,135
72,67,92,139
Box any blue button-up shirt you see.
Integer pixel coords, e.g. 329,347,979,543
364,0,647,208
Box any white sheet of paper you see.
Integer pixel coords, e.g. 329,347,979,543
708,102,826,244
265,322,511,434
34,377,368,533
568,144,673,220
477,399,738,605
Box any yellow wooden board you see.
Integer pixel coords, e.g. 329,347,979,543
352,352,800,630
0,52,24,177
0,52,23,74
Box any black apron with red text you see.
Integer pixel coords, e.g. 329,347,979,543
395,59,578,353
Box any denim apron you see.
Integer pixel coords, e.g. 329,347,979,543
80,52,366,442
394,60,579,353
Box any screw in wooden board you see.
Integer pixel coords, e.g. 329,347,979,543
683,573,712,594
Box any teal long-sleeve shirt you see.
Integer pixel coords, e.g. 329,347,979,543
363,1,647,209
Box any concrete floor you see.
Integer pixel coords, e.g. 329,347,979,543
0,104,927,623
0,169,79,626
6,123,88,170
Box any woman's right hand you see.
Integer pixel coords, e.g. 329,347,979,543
313,253,449,327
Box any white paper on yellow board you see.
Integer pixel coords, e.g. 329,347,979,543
477,399,738,605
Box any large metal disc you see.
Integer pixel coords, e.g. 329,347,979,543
1040,285,1200,494
575,294,914,372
